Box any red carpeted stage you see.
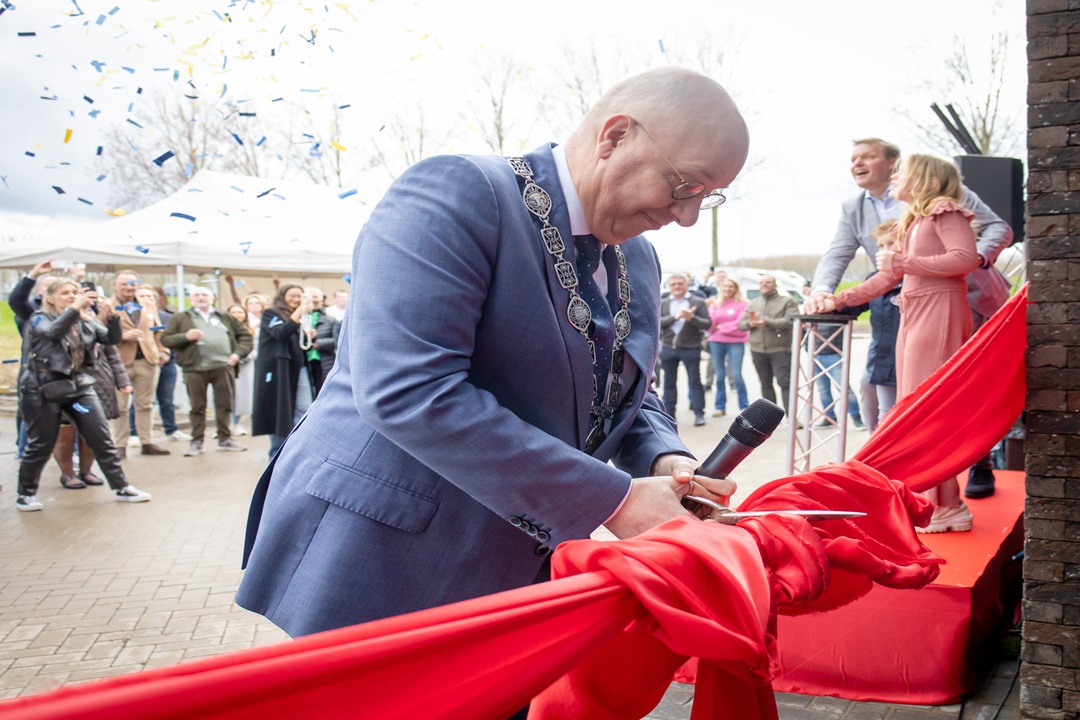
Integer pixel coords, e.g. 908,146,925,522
772,470,1024,705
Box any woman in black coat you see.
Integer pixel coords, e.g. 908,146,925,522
252,284,315,458
17,279,151,511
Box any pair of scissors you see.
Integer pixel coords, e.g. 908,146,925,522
683,494,866,525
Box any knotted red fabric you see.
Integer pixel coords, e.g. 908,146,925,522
0,289,1026,720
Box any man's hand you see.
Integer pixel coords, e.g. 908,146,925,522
675,307,696,321
227,353,240,367
118,385,133,395
604,454,737,539
29,259,53,279
802,291,834,315
747,310,765,328
185,328,204,342
122,328,143,342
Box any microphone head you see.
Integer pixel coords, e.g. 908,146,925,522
728,399,786,448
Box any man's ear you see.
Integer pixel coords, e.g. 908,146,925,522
596,114,634,160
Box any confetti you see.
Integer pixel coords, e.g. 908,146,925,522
343,274,352,285
149,325,166,331
17,32,38,38
338,104,351,109
235,280,246,287
255,136,266,146
239,241,253,254
256,187,274,198
52,186,66,195
126,119,144,128
90,59,105,72
106,208,125,216
659,39,666,53
153,150,176,166
96,175,106,182
25,151,36,157
83,95,94,104
229,185,244,193
231,133,243,145
77,198,93,205
330,140,346,152
134,246,150,254
170,212,196,221
96,146,103,156
337,189,357,199
1,359,20,364
63,128,73,143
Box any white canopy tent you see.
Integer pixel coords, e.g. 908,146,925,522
0,169,380,304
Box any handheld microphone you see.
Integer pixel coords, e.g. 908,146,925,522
696,399,786,479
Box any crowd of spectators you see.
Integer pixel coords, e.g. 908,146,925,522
7,261,346,512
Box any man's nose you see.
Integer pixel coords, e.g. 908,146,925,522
670,200,699,228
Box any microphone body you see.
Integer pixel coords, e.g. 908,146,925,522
694,399,785,479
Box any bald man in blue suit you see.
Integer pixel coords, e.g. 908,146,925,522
237,67,750,637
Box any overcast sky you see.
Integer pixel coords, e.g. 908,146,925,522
0,0,1026,273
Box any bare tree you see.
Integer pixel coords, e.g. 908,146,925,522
460,53,531,155
367,101,454,181
896,5,1022,157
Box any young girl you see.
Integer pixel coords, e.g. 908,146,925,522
823,154,980,533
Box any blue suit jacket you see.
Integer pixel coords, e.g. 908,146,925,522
236,145,689,636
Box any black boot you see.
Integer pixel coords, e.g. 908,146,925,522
965,465,996,499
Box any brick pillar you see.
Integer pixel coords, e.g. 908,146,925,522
1023,3,1080,718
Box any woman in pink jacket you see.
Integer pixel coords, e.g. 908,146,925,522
823,154,980,533
707,278,750,415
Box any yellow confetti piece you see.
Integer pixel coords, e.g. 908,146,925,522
64,129,73,143
330,140,347,152
335,3,357,20
106,208,126,217
410,54,422,61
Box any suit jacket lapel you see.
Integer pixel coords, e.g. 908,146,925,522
521,144,595,449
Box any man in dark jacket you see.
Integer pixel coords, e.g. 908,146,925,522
302,287,340,396
659,273,711,426
161,287,253,457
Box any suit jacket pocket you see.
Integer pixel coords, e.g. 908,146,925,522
304,460,438,534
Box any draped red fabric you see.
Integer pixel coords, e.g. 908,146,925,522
0,288,1027,720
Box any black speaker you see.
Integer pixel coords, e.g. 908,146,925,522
954,155,1024,245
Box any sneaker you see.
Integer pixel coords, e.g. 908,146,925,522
116,485,151,503
16,495,43,512
711,410,725,418
217,439,247,452
816,418,835,428
915,502,973,533
184,440,203,457
231,423,248,437
166,430,192,442
965,466,996,499
851,415,866,430
693,414,706,427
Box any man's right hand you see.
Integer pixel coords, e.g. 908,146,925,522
802,291,834,314
122,328,143,341
185,328,204,342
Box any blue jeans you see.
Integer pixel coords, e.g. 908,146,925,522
269,364,316,458
815,352,860,421
709,342,749,411
660,345,705,416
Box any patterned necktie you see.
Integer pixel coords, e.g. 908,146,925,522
574,235,615,412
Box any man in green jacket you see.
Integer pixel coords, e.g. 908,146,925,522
738,275,799,414
162,287,253,457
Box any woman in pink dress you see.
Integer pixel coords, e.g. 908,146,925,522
707,278,750,415
823,154,980,533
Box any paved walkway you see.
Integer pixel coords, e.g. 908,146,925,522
0,338,1020,717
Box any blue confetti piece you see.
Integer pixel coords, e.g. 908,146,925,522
255,136,266,147
137,87,143,94
343,274,351,285
40,94,58,101
77,198,93,205
170,212,196,222
229,185,244,193
153,150,175,166
32,316,43,327
231,133,243,145
1,358,20,364
121,66,134,74
95,14,106,25
88,109,101,118
134,246,149,254
90,59,105,72
256,188,274,198
96,146,103,156
271,97,283,102
220,83,227,98
69,0,85,16
658,39,665,53
126,119,143,129
239,241,253,254
84,95,94,104
52,186,65,194
25,151,35,157
96,175,106,182
149,325,165,332
18,32,38,37
239,111,256,117
109,6,119,14
338,189,357,199
71,402,91,414
338,104,351,109
183,163,194,178
235,280,246,287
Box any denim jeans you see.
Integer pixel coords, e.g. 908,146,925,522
659,345,705,416
815,352,860,421
708,342,749,411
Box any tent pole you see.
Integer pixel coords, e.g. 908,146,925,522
176,264,185,310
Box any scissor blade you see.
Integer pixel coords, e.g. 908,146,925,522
719,510,867,524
